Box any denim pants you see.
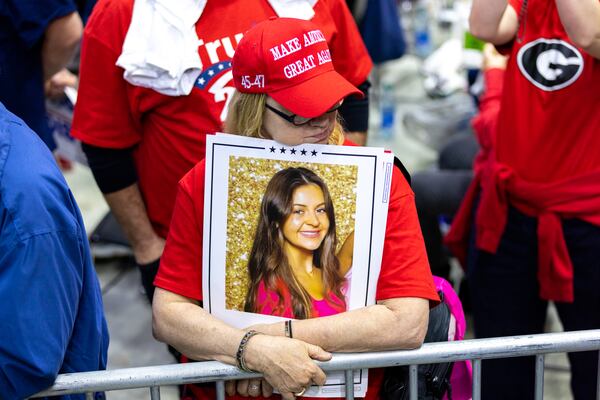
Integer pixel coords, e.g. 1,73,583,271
467,205,600,400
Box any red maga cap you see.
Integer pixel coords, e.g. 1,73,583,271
232,17,362,118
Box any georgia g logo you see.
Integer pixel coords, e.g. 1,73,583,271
517,39,584,91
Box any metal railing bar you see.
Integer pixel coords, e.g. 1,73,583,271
33,330,600,397
85,392,93,400
409,364,418,400
216,380,225,400
322,329,600,370
150,386,160,400
534,354,544,400
472,359,481,400
34,362,262,396
596,350,599,400
344,369,354,400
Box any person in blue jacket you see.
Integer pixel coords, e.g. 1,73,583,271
0,102,108,399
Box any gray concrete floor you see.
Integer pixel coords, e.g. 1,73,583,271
61,55,573,399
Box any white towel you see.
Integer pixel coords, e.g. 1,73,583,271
268,0,318,20
116,0,318,96
116,0,206,96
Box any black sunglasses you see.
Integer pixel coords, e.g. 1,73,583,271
265,102,342,126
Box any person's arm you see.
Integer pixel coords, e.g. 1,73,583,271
555,0,600,59
152,288,331,400
41,11,83,81
82,142,162,300
472,44,507,155
73,8,160,264
81,143,163,264
0,232,84,398
252,297,429,352
104,184,165,264
45,67,78,99
469,0,518,44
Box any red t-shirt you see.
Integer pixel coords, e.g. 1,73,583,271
446,6,600,301
71,0,372,237
155,143,439,400
496,0,600,184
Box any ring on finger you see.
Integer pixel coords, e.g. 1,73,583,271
294,387,307,397
249,383,260,391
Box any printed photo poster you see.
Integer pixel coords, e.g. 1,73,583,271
203,133,394,397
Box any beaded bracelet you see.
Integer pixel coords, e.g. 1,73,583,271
236,330,261,372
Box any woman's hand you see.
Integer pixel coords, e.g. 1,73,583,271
244,335,331,399
45,68,78,99
226,378,273,398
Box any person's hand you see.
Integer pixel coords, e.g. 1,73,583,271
225,378,273,398
45,68,78,99
244,335,331,399
482,43,508,71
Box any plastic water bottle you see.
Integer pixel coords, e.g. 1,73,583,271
413,0,432,58
379,83,395,140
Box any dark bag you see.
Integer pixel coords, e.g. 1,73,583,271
381,290,454,399
359,0,407,63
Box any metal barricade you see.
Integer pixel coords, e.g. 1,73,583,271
33,329,600,399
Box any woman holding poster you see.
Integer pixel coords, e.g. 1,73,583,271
245,167,352,319
152,17,439,400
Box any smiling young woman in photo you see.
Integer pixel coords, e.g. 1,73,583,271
245,167,350,319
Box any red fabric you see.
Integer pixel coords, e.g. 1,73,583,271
447,162,600,303
447,0,600,302
497,0,600,184
71,0,372,237
443,68,504,267
470,69,503,170
156,142,439,399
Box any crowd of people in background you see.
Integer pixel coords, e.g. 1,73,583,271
0,0,598,398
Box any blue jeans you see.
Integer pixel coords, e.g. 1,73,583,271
467,205,600,400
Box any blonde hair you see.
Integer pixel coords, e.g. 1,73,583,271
224,91,345,145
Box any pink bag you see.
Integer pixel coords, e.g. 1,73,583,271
433,276,473,400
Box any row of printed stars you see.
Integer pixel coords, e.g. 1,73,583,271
269,146,318,156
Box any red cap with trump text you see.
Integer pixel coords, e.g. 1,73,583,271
232,17,363,118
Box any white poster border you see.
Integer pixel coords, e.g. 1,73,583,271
203,133,394,397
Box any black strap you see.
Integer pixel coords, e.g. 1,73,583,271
81,142,138,194
338,79,371,133
394,156,411,187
